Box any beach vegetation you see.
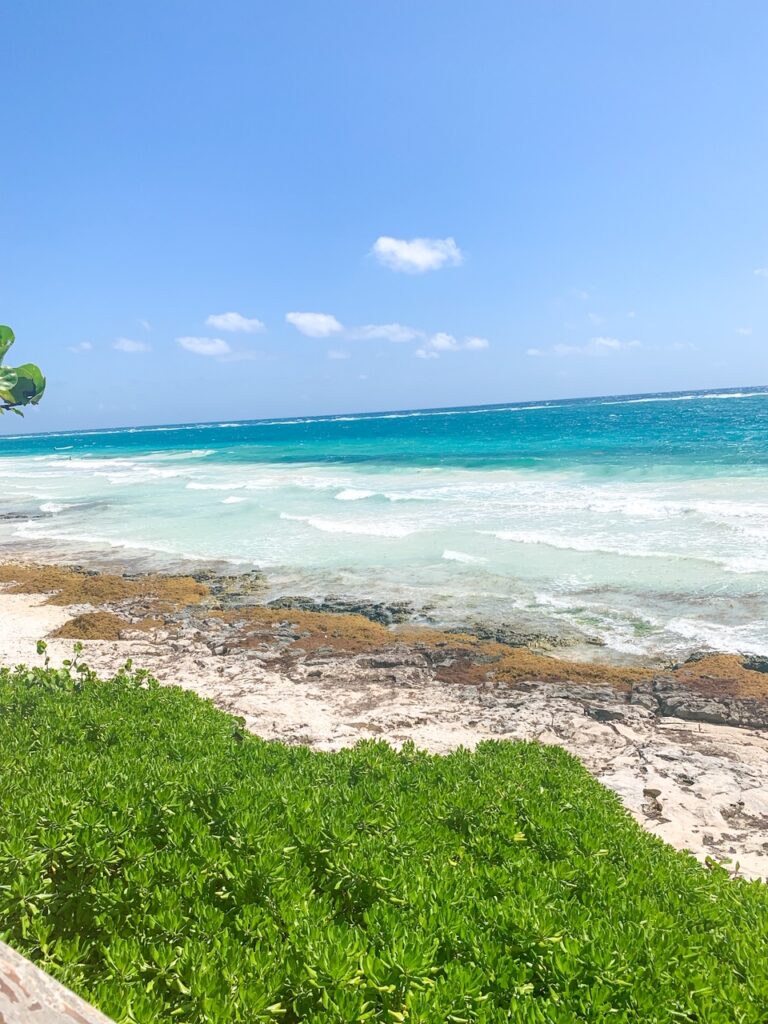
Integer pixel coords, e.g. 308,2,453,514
1,659,767,1023
0,325,46,414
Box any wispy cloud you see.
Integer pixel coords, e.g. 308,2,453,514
753,268,768,279
69,341,93,354
415,333,490,359
138,319,152,332
350,323,424,343
177,336,231,356
286,312,343,337
371,236,463,274
736,326,753,336
527,336,641,357
114,338,151,353
284,310,490,356
206,312,266,334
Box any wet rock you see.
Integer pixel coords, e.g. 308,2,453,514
268,595,414,625
191,569,269,606
742,655,768,674
448,621,604,650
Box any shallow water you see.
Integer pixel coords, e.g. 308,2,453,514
3,386,768,661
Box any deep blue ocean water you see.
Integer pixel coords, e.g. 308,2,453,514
3,386,768,661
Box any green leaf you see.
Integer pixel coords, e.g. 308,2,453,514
0,326,45,412
0,324,14,362
0,366,18,403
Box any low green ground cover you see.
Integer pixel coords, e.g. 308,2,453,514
0,660,766,1023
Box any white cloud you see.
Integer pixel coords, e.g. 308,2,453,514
114,338,150,353
627,310,637,319
429,332,460,352
351,323,424,343
572,288,590,301
69,341,93,354
753,268,768,278
591,336,625,350
588,312,604,326
286,312,343,337
139,319,152,332
206,312,266,334
283,310,489,356
177,336,232,356
528,337,641,358
371,236,463,274
416,333,490,359
736,326,753,336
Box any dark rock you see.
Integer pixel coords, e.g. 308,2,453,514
190,569,269,606
648,677,768,730
742,655,768,674
447,621,605,651
267,595,414,626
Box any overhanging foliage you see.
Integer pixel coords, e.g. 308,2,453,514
0,325,46,414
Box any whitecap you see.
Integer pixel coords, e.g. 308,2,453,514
186,481,246,491
280,513,418,538
335,488,376,501
442,549,486,564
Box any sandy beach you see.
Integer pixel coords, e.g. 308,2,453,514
2,558,768,880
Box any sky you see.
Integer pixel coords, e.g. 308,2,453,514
2,0,768,432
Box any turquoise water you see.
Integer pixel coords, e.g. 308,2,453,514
3,386,768,661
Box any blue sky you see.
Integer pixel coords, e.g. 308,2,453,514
2,0,767,431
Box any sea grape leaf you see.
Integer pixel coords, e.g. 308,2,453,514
0,324,14,362
0,326,46,414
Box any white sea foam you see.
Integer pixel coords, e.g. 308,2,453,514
222,496,247,504
602,391,765,406
481,529,704,563
442,549,486,564
335,488,376,501
280,513,418,538
718,554,768,574
187,481,246,491
666,617,768,654
39,502,69,513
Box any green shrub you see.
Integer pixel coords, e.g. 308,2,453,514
0,659,766,1023
0,324,46,414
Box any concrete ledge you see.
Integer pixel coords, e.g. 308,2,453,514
0,941,115,1023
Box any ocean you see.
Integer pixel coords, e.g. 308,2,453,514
3,385,768,663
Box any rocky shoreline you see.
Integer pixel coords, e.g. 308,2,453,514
1,558,768,878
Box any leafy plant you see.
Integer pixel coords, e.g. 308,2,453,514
0,325,46,414
0,660,767,1023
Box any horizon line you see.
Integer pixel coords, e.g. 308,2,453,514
2,381,768,441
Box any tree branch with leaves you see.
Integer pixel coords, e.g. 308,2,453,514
0,326,46,415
